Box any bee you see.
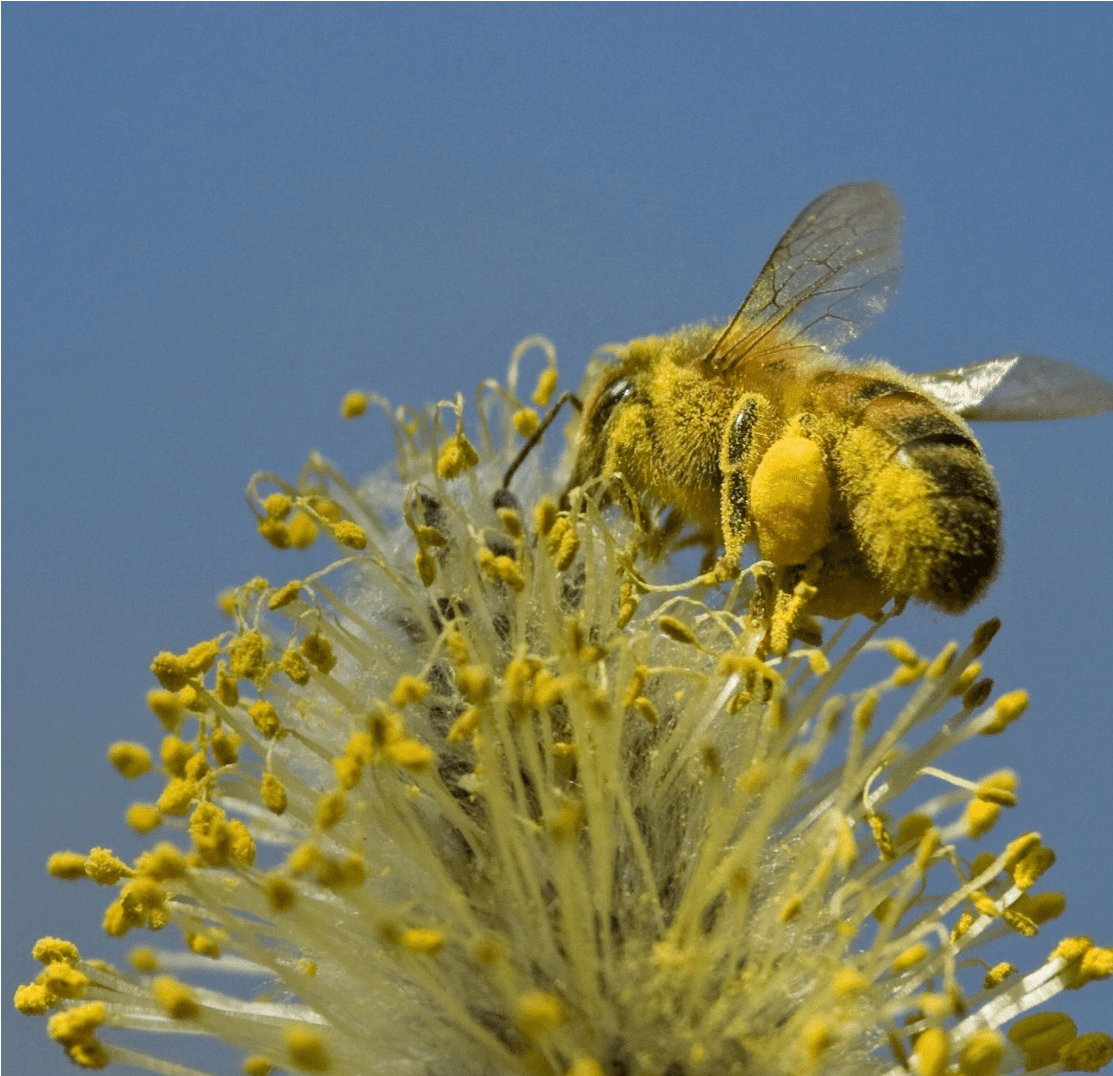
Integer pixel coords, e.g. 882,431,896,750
561,183,1113,637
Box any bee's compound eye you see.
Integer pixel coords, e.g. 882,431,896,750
588,377,635,432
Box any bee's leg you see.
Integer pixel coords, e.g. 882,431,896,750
714,393,771,582
768,554,824,656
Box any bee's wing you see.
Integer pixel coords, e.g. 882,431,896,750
702,182,903,373
913,354,1113,421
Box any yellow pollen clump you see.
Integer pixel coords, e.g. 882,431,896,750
267,876,297,911
46,1000,106,1046
211,727,240,766
288,511,319,549
981,689,1028,734
965,799,1001,839
229,630,269,682
448,706,481,742
332,520,367,549
657,615,699,646
161,735,192,776
249,699,281,739
533,496,559,536
517,990,566,1037
436,433,480,479
157,777,197,816
914,1026,949,1076
390,674,429,707
126,804,162,833
891,941,931,972
513,407,540,437
84,847,131,885
983,962,1017,989
264,493,292,520
135,841,186,880
281,648,312,685
41,960,89,998
387,739,435,771
260,774,287,814
150,651,192,691
457,664,492,703
244,1055,275,1076
259,518,291,548
33,937,81,965
107,741,151,778
153,976,199,1019
958,1028,1004,1076
315,790,346,830
1008,1011,1076,1065
47,852,88,880
268,580,303,609
340,390,370,418
400,927,445,956
1061,1033,1113,1071
1012,844,1056,889
301,633,336,673
286,1028,330,1071
147,688,185,728
533,366,559,406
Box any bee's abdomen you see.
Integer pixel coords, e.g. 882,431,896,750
839,403,1001,613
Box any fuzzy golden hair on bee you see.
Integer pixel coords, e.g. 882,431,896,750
550,183,1113,646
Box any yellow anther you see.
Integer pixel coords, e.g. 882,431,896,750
497,506,523,537
84,847,130,885
518,990,566,1037
801,1016,834,1059
883,638,919,665
965,799,1001,839
308,496,342,523
315,790,346,830
301,633,336,673
436,433,480,479
46,1000,106,1045
894,812,933,849
259,518,291,548
47,852,89,880
830,967,867,997
448,706,481,742
227,818,255,866
127,804,162,833
958,1029,1004,1076
778,895,803,922
891,659,928,686
334,753,362,791
1007,1011,1076,1060
534,496,559,536
1060,1032,1113,1071
157,776,197,816
244,1056,275,1076
150,651,191,691
1013,891,1066,925
134,842,186,880
548,799,584,841
161,735,193,777
1011,844,1055,889
658,615,699,646
457,664,491,703
964,678,994,710
532,366,558,407
268,580,302,609
281,649,312,685
975,770,1018,806
41,961,89,998
264,493,292,520
267,876,297,912
154,976,199,1019
332,520,367,549
914,1026,949,1076
187,931,222,958
147,688,185,728
211,727,240,766
391,675,429,707
340,390,369,419
926,641,957,679
229,630,269,682
286,1028,330,1071
400,927,445,956
415,549,437,586
288,511,318,549
950,660,983,697
33,938,81,965
982,962,1016,989
892,941,931,972
262,773,288,814
13,983,52,1015
184,751,211,782
249,699,281,739
513,407,540,438
633,696,659,724
981,689,1028,734
387,739,435,771
216,667,240,706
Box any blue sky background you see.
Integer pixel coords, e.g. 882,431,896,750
5,6,1112,1072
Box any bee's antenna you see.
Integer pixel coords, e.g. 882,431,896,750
501,391,582,491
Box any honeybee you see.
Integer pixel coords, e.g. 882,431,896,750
563,183,1113,636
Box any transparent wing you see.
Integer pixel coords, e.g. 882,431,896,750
913,354,1113,421
702,182,903,373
